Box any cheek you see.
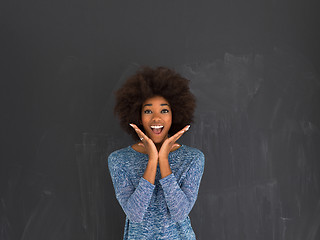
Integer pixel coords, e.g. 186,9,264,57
141,116,150,130
140,113,148,123
166,114,172,127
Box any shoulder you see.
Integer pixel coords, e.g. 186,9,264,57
181,145,205,159
108,146,130,158
107,146,132,168
179,145,205,166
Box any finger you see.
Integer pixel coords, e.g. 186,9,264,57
129,123,148,141
129,123,146,140
170,143,181,151
172,143,181,148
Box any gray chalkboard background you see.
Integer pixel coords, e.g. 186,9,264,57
1,0,320,239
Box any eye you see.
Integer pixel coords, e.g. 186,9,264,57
144,109,152,114
161,109,169,113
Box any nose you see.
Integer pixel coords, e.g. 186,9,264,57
152,112,162,122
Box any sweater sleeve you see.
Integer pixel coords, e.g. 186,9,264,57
159,151,205,223
108,153,155,223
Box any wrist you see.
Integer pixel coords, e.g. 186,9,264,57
158,155,168,162
148,154,159,162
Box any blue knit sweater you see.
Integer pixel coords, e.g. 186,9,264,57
108,144,205,239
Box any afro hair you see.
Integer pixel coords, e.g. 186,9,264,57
114,66,196,141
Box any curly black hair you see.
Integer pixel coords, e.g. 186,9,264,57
114,66,196,141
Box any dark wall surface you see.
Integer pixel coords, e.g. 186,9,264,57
1,1,320,239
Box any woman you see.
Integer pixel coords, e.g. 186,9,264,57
108,66,205,239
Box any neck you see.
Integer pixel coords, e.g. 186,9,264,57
155,142,162,152
154,135,168,152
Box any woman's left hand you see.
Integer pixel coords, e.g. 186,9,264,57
158,125,190,159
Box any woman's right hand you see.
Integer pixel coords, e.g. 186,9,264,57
129,123,159,161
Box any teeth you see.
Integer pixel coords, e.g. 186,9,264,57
151,126,163,129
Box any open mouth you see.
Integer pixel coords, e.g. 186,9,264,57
150,125,164,134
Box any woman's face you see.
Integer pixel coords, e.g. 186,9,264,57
141,95,172,144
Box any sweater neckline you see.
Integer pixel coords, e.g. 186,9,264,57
128,144,185,157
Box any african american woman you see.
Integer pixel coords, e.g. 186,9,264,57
108,66,205,239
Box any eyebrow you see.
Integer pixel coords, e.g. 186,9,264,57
143,103,170,107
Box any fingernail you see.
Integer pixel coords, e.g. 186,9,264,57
186,125,190,131
129,123,134,127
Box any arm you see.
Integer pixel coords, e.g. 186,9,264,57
158,125,190,180
159,151,205,222
129,123,159,185
158,156,172,179
108,153,155,223
142,156,158,185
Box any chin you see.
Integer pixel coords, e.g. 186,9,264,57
149,135,167,144
151,138,164,144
